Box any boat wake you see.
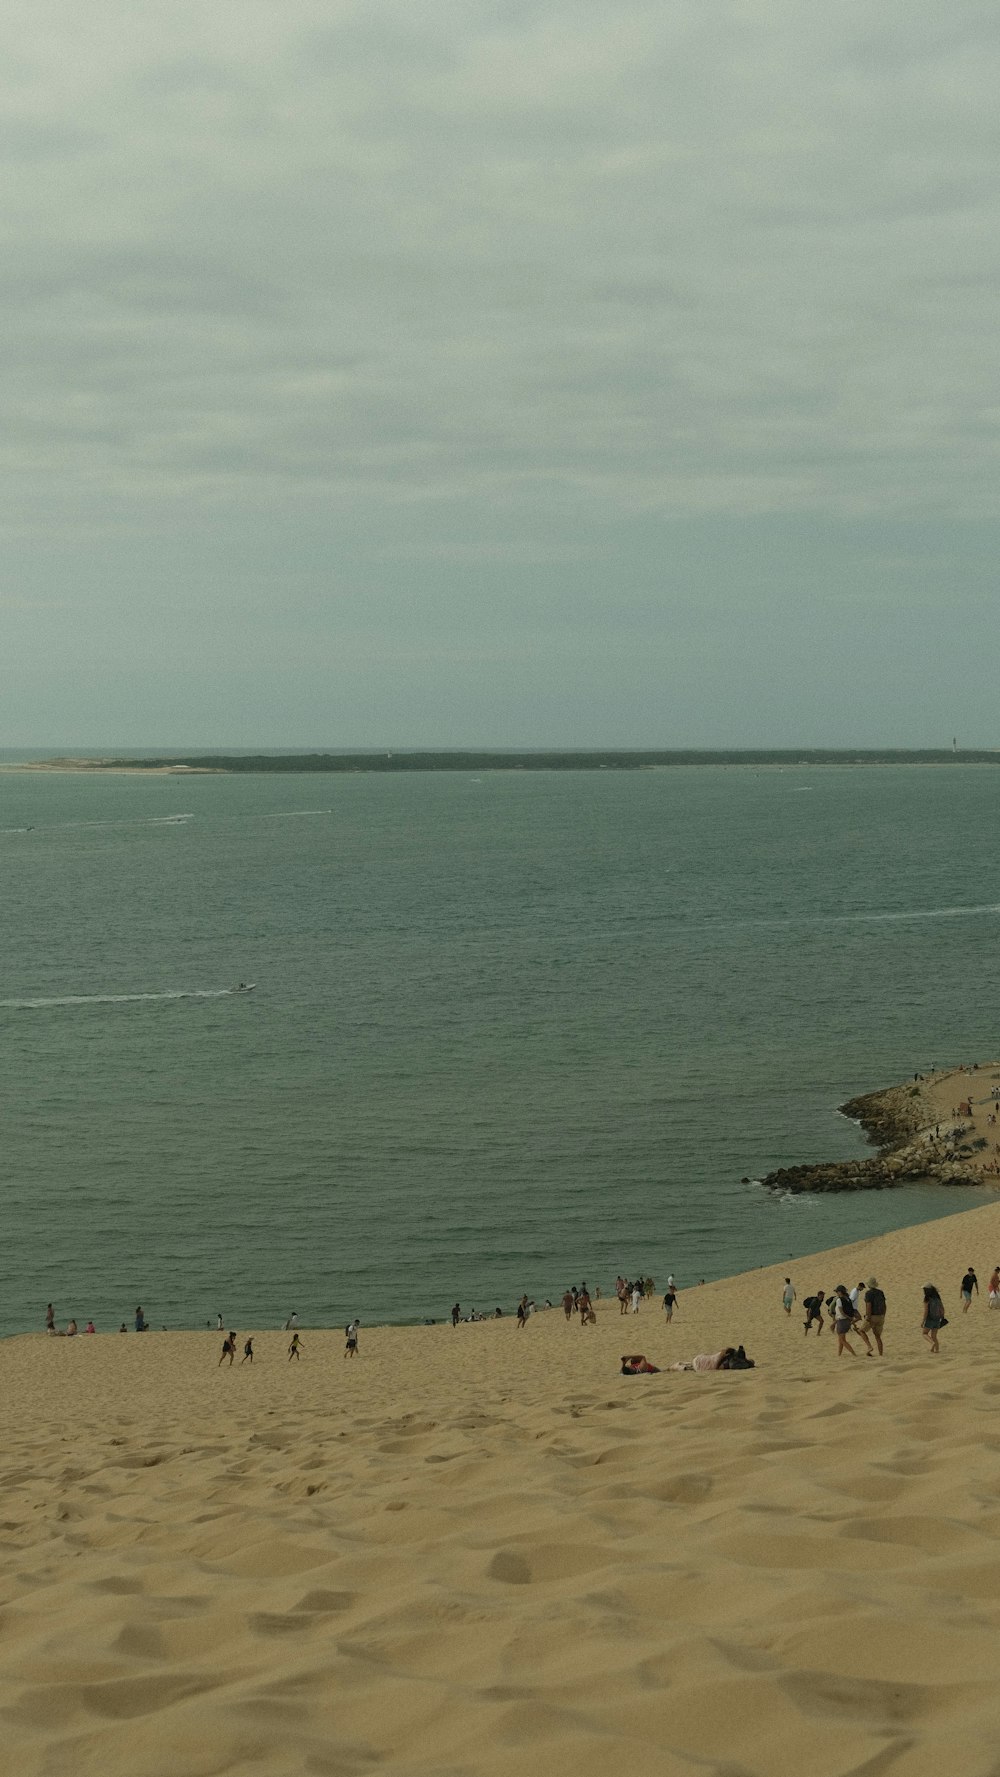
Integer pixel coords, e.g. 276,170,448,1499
0,815,194,835
0,987,252,1010
717,903,1000,932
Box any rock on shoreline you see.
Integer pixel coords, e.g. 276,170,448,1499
760,1078,987,1194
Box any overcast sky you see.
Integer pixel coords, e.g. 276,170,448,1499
2,0,998,747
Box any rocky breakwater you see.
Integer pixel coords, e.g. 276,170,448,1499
760,1078,988,1194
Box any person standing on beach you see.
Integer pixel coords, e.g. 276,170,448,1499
217,1312,224,1331
241,1337,254,1364
861,1279,886,1355
345,1320,359,1357
960,1268,979,1312
578,1286,595,1325
45,1303,55,1332
631,1282,642,1314
135,1306,147,1332
516,1296,528,1329
562,1289,574,1320
922,1285,946,1352
782,1279,795,1315
662,1283,677,1322
989,1266,1000,1307
451,1302,461,1327
617,1281,629,1315
288,1331,302,1360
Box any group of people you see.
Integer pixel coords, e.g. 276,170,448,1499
800,1279,888,1355
558,1284,597,1324
615,1276,656,1313
794,1264,997,1355
218,1320,360,1364
45,1303,145,1335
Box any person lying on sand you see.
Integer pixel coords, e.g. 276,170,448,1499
621,1354,660,1374
667,1346,755,1372
670,1348,735,1372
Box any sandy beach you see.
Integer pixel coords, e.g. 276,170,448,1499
5,1198,1000,1775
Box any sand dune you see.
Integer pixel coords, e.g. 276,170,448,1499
4,1199,1000,1775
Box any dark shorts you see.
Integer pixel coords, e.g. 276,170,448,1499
835,1317,853,1335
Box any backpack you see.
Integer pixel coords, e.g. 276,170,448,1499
866,1288,886,1316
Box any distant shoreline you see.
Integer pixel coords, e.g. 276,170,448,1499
3,749,1000,775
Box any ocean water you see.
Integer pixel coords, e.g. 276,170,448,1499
1,763,998,1337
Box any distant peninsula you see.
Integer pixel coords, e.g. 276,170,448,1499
11,748,1000,774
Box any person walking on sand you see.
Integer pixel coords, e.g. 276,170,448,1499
217,1312,224,1331
578,1286,595,1326
922,1284,946,1352
241,1337,254,1364
219,1331,235,1366
831,1286,861,1356
562,1289,574,1321
631,1282,642,1314
960,1267,979,1312
782,1278,795,1315
802,1291,825,1334
451,1302,461,1328
345,1320,359,1357
662,1282,677,1322
516,1295,528,1329
618,1280,629,1315
861,1278,886,1355
288,1331,302,1360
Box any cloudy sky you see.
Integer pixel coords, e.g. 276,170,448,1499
2,0,998,746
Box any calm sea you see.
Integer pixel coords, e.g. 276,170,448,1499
1,763,997,1337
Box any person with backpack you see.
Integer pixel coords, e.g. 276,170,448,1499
831,1285,868,1357
802,1291,825,1335
861,1278,886,1355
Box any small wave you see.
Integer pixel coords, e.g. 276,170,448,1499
0,988,246,1010
258,809,334,819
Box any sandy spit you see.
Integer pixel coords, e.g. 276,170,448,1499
5,1199,1000,1776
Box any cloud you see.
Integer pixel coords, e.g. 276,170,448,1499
0,0,995,532
1,1,998,743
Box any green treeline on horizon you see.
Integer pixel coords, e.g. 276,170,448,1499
92,749,1000,772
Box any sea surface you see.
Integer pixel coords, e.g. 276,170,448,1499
2,762,999,1337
